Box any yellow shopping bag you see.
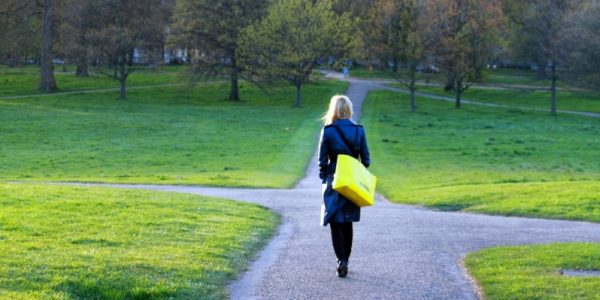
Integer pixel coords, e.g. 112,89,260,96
332,154,377,207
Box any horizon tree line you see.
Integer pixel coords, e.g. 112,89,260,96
0,0,598,114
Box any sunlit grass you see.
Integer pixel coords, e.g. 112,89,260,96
0,183,280,299
465,243,600,299
0,80,347,187
362,90,600,222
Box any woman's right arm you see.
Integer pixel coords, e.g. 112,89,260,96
318,128,329,182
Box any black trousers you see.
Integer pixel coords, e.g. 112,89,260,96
329,222,353,262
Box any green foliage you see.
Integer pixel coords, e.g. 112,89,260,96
465,243,600,299
238,0,354,106
363,90,600,222
0,78,347,187
0,183,279,299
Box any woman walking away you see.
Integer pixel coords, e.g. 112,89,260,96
318,95,370,278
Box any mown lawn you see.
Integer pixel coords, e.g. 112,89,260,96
465,243,600,299
0,80,347,187
0,183,279,299
416,85,600,114
0,65,183,97
362,90,600,222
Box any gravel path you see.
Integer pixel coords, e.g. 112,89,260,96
85,76,600,299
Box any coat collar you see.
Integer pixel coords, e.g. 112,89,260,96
333,118,355,126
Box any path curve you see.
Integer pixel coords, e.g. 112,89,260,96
83,76,600,299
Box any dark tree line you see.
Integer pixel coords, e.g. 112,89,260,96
1,0,599,111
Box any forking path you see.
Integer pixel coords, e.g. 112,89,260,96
88,75,600,299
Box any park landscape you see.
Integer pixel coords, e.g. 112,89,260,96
1,0,600,299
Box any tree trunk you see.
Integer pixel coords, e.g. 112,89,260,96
39,0,58,91
550,62,557,115
392,57,399,73
228,53,240,101
379,58,387,71
455,79,462,109
536,59,547,79
76,60,89,76
409,68,416,112
119,78,126,99
444,73,455,91
229,67,240,101
119,60,127,99
409,84,416,113
295,82,302,108
75,50,89,76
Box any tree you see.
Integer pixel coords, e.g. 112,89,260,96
356,0,404,72
1,0,58,91
427,0,502,108
238,0,354,107
0,1,40,66
169,0,269,101
560,3,600,90
39,0,58,91
57,0,94,76
384,0,428,112
331,0,383,71
87,0,168,99
504,0,574,115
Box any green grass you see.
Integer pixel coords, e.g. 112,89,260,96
350,66,548,84
0,65,183,97
465,243,600,299
0,80,347,187
480,68,552,86
350,66,583,90
0,183,279,299
416,85,600,114
362,90,600,222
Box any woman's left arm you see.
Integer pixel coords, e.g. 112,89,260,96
318,128,329,182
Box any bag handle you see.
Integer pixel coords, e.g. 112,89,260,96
332,125,360,158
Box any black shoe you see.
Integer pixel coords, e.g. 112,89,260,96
337,260,348,278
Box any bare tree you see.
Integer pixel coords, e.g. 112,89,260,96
87,0,168,99
427,0,503,108
169,0,269,101
57,0,94,76
560,3,600,91
0,1,39,66
386,0,428,112
39,0,58,91
504,0,575,115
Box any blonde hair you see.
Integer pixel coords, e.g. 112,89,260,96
322,95,353,125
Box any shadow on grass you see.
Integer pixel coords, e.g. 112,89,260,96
55,279,176,299
50,264,226,299
432,202,474,212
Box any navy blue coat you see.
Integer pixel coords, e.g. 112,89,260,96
318,119,371,226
